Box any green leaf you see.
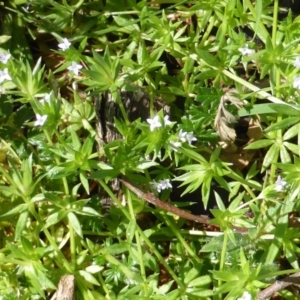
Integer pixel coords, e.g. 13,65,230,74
262,143,280,169
0,35,11,44
15,210,29,241
265,117,300,132
254,0,262,37
195,87,223,103
184,268,200,284
21,236,34,255
283,123,300,140
79,270,100,286
80,171,89,195
268,104,300,116
80,206,101,217
0,203,27,220
280,145,291,163
244,139,273,149
68,212,83,238
105,242,129,255
187,275,211,288
197,50,221,68
238,103,300,117
126,220,136,243
201,233,251,253
44,210,68,228
283,142,299,156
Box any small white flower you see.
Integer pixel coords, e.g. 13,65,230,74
147,115,162,131
0,68,11,83
0,53,11,64
58,38,71,51
294,57,300,68
275,175,287,192
67,61,82,75
238,44,255,56
169,140,182,152
237,291,252,300
159,179,172,190
151,179,172,193
293,76,300,89
178,129,187,142
164,115,172,126
151,180,162,193
44,92,51,103
34,114,47,126
39,92,52,104
186,132,197,145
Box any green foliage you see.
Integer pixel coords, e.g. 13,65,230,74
0,0,300,299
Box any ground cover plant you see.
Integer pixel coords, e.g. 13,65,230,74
1,0,300,299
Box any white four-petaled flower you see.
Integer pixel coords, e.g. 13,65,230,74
151,179,172,193
178,129,187,142
169,140,182,152
178,130,197,145
275,175,287,192
294,57,300,68
40,92,52,104
147,115,162,131
237,291,252,300
164,115,172,126
0,68,11,83
67,61,82,75
293,76,300,89
44,92,51,103
238,44,255,56
58,38,71,51
159,179,172,190
34,114,47,126
186,132,197,145
0,53,11,64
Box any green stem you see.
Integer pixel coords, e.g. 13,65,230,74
26,201,72,272
222,69,293,107
98,273,111,298
218,230,228,300
0,139,22,165
272,0,279,46
69,225,76,269
163,215,201,263
199,14,215,48
270,0,281,185
125,189,148,290
46,129,69,194
99,179,184,289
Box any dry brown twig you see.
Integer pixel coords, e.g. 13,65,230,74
257,272,300,300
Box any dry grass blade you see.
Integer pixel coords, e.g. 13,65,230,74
214,89,243,142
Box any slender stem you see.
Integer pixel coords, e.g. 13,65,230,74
27,201,72,271
46,129,69,195
163,215,202,263
125,189,148,290
222,69,293,107
270,0,281,185
69,224,76,269
0,139,22,165
272,0,279,46
99,179,184,289
218,230,228,300
98,273,111,298
199,14,215,48
103,11,140,17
